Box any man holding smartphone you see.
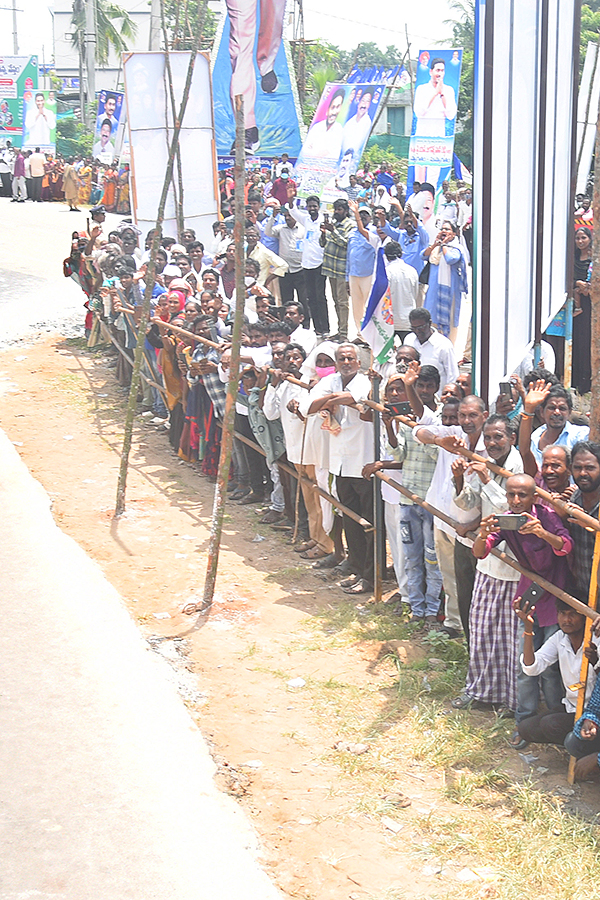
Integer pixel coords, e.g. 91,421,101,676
472,474,574,748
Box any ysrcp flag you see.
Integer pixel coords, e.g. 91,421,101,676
360,248,394,365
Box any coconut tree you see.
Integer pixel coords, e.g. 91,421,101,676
70,0,137,68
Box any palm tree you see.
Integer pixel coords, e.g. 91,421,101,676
70,0,137,68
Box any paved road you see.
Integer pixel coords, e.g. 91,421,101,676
0,196,123,345
0,198,281,897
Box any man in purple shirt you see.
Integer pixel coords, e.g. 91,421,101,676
11,150,26,202
473,473,574,747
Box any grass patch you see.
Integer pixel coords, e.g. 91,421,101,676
417,782,600,899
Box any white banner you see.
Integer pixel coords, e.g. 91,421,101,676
473,0,576,399
123,52,219,248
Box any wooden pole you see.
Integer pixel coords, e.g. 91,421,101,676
160,1,185,236
567,531,600,783
199,94,246,614
590,89,600,441
114,15,206,517
372,376,384,602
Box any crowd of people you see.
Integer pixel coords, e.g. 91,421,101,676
57,154,600,783
0,141,130,214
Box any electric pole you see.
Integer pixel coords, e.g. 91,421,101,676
85,0,96,125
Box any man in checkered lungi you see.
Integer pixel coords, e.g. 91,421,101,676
449,415,524,712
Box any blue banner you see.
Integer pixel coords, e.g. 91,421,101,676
211,0,302,157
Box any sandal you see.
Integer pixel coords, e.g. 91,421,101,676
300,546,329,560
340,573,359,588
508,729,529,750
451,692,474,710
342,578,373,595
294,539,316,553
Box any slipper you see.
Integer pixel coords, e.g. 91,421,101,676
294,540,316,553
508,729,529,750
312,553,341,569
342,579,373,595
451,692,474,710
300,546,329,560
340,573,360,588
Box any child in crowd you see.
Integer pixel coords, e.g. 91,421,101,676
514,596,599,747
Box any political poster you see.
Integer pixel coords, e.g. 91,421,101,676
94,89,124,162
123,51,219,249
295,81,386,202
407,49,462,196
22,89,57,153
211,0,302,159
0,56,38,146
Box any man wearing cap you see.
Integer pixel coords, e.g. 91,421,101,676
346,199,380,331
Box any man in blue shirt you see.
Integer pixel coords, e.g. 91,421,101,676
346,201,380,331
376,205,430,307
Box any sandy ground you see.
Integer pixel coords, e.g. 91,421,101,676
1,331,599,899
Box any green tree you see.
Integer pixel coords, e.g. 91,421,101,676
162,0,217,50
581,4,600,71
70,0,138,68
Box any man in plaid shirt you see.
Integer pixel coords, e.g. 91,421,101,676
320,198,355,340
187,316,226,421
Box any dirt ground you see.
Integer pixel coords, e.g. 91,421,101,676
2,333,600,900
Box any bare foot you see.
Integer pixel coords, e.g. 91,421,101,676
574,753,600,782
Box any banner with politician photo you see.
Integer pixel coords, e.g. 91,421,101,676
94,90,124,162
0,56,38,146
408,48,462,195
22,89,57,153
211,0,302,159
295,81,385,201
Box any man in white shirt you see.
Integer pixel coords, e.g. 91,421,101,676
403,307,459,390
516,598,598,748
283,301,316,354
264,206,306,306
384,241,418,339
28,147,46,202
246,225,288,288
306,344,374,594
411,388,489,637
288,196,328,337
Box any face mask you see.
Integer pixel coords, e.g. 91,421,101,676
281,172,289,180
315,365,336,378
244,276,255,287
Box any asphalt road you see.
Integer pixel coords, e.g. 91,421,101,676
0,197,281,899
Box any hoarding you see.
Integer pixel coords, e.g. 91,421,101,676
22,89,57,153
211,0,302,158
408,48,463,194
0,56,38,146
294,81,385,202
123,51,219,248
94,90,125,162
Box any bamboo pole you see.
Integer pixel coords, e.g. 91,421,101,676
567,531,600,784
160,0,185,236
152,318,221,349
114,10,206,518
590,90,600,441
198,94,247,614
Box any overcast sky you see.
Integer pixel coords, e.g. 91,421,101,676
6,0,456,64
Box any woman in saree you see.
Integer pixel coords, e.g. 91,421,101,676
116,164,131,215
102,164,118,211
41,158,54,201
62,157,81,211
148,289,188,450
77,158,93,206
51,158,64,200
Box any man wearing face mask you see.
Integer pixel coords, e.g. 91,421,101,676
270,167,297,205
